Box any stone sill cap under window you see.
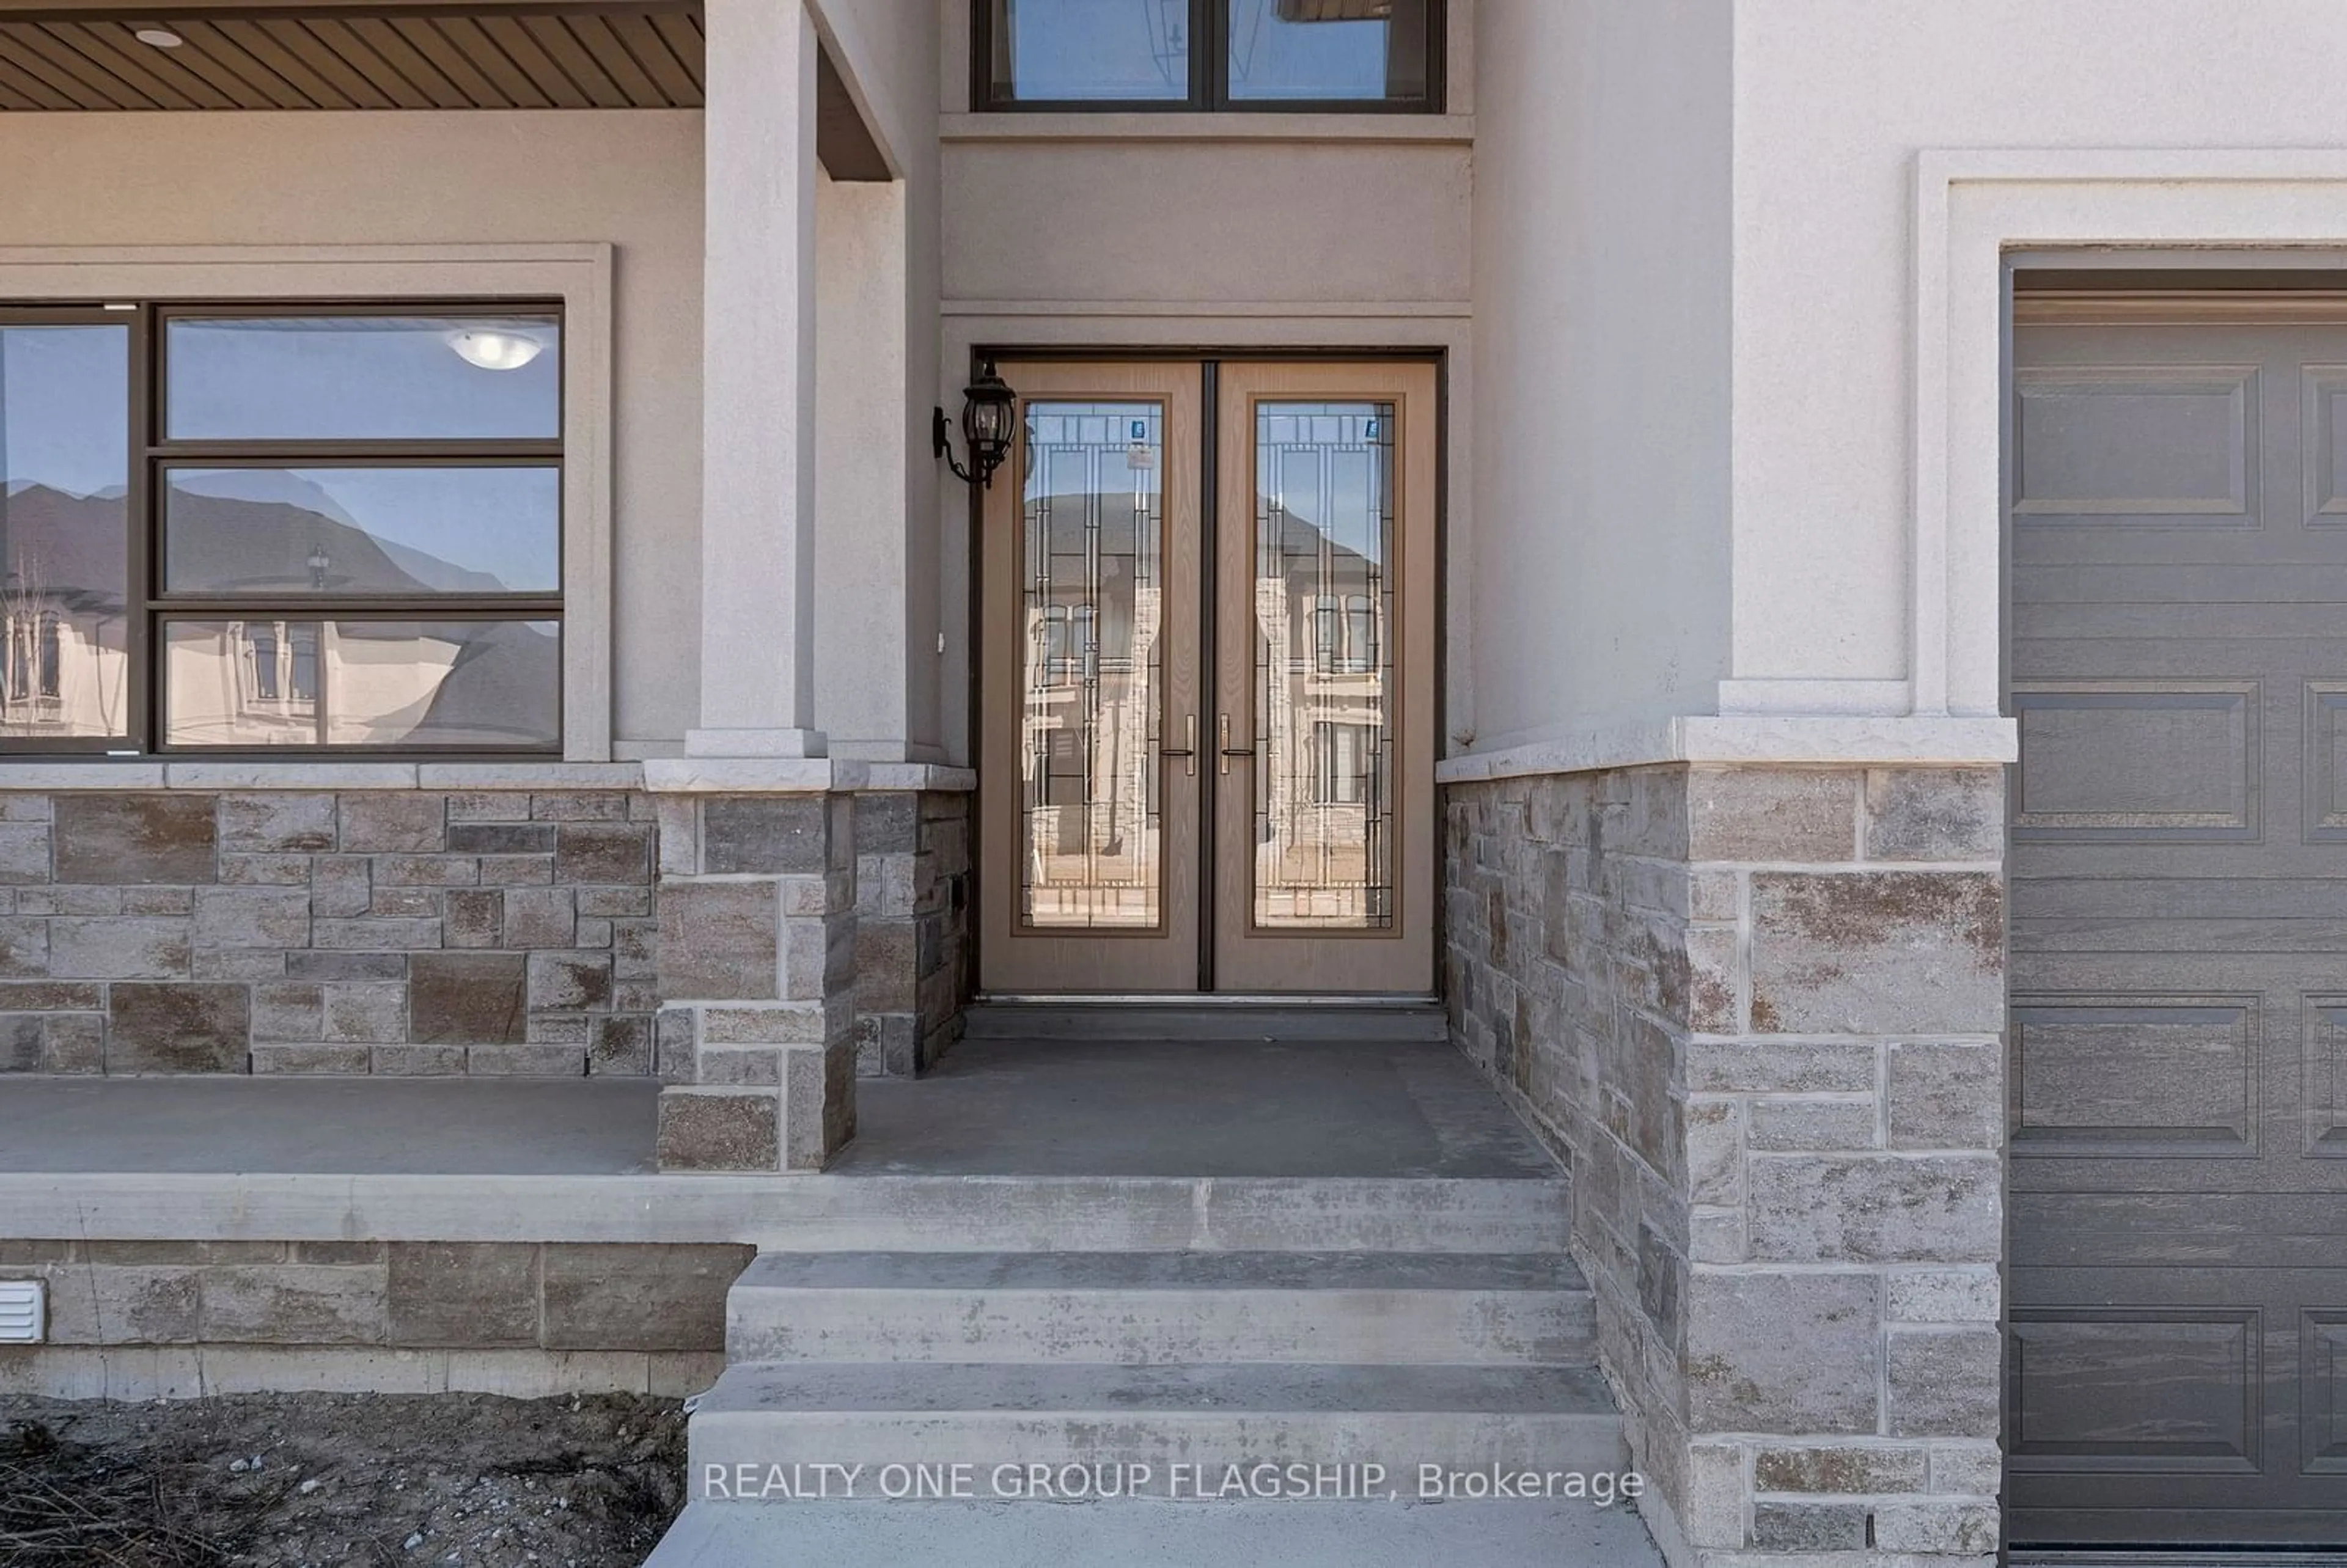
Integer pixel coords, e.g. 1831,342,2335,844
939,111,1472,145
0,761,979,793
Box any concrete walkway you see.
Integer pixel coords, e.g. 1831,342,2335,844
644,1500,1666,1567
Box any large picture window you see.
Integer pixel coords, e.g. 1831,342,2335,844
976,0,1441,112
0,304,562,755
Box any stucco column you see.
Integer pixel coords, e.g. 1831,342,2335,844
692,0,823,760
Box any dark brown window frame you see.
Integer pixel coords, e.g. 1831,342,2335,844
972,0,1445,114
0,298,565,759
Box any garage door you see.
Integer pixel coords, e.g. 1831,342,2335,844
2008,298,2347,1548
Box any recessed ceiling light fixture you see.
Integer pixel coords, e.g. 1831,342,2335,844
446,328,545,372
133,26,184,47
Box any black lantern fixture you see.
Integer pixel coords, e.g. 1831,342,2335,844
935,359,1018,489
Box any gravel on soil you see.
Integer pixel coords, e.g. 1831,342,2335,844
0,1390,687,1568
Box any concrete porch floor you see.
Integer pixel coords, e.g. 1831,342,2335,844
0,1036,1571,1258
0,1036,1556,1181
841,1036,1557,1178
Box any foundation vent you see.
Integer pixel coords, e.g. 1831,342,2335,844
0,1280,44,1343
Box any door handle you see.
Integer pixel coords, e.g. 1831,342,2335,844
1219,713,1254,774
1162,714,1198,777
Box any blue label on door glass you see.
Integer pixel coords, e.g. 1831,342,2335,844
1364,419,1380,439
1131,419,1147,441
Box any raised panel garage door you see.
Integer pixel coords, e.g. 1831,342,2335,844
2008,300,2347,1550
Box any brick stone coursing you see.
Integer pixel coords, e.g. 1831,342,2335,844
652,791,859,1171
0,790,659,1077
0,1237,746,1399
0,1238,748,1350
1445,764,2004,1568
853,791,972,1077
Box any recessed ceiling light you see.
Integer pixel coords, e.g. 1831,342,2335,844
133,27,184,48
446,328,545,372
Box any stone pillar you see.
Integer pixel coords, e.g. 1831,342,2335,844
1675,766,2004,1563
659,0,847,1169
1444,763,2006,1568
853,789,973,1077
650,788,856,1171
692,0,823,760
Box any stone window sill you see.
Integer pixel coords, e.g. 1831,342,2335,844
939,112,1472,147
0,760,980,793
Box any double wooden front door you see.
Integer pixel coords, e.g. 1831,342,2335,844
977,360,1436,995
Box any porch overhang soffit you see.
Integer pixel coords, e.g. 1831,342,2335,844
0,0,887,178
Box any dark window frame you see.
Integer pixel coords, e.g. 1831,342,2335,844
972,0,1445,114
0,298,565,758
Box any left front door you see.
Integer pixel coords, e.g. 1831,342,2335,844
977,362,1207,994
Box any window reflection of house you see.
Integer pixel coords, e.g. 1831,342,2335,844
1017,406,1167,930
165,617,557,749
1022,553,1162,930
0,484,131,741
1,312,564,755
156,474,559,749
1254,447,1393,929
1013,403,1394,933
0,478,556,749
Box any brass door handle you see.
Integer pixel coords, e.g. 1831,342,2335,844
1219,713,1254,774
1162,714,1198,777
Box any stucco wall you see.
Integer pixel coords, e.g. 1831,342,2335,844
816,173,915,756
812,0,947,760
0,111,703,757
1730,0,2347,706
939,139,1472,308
1463,0,1732,752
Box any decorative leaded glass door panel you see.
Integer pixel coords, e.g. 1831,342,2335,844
977,359,1433,997
978,362,1205,994
1213,363,1435,993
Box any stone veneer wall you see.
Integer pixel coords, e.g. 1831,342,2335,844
1445,764,2005,1568
853,791,972,1077
651,791,859,1171
0,1239,746,1398
0,789,660,1076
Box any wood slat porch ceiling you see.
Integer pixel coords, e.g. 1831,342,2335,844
0,2,705,110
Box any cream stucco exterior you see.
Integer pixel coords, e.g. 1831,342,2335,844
1467,0,1730,753
31,3,2337,769
1727,0,2347,725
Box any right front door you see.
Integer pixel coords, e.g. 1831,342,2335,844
976,358,1435,997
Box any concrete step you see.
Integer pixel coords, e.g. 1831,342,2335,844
3,1173,1570,1255
644,1498,1666,1567
960,1003,1449,1044
726,1250,1595,1366
712,1176,1573,1254
686,1361,1628,1500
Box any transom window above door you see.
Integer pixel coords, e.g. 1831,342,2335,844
976,0,1442,112
0,304,562,756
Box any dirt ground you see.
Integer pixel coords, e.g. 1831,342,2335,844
0,1391,688,1568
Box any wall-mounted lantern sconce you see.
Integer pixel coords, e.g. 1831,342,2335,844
935,359,1018,489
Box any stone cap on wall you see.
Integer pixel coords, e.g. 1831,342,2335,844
0,760,979,794
642,760,976,794
1436,715,2018,786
